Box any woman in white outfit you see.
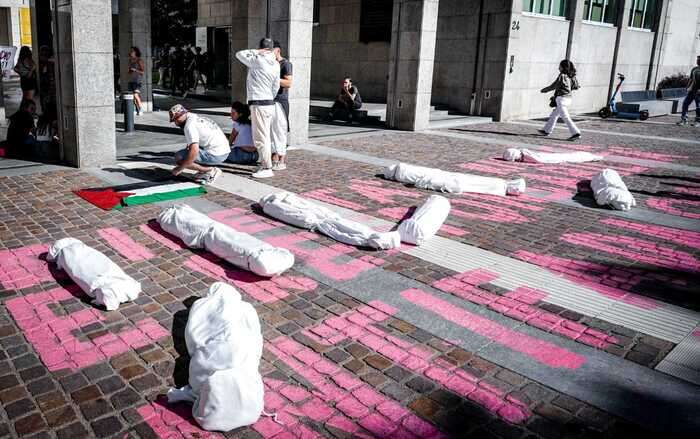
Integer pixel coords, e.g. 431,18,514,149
539,59,581,141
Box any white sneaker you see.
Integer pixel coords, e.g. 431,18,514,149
272,162,287,171
192,171,208,182
200,167,222,185
252,168,274,179
677,119,688,126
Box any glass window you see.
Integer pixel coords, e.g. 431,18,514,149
523,0,569,17
583,0,619,24
629,0,657,29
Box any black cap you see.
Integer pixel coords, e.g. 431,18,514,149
259,38,274,49
273,40,282,49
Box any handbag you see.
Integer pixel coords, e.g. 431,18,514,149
549,96,557,108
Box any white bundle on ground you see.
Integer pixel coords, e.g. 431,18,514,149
157,204,214,248
590,169,636,211
260,192,401,250
167,282,264,432
399,195,451,245
503,148,603,164
384,163,525,196
47,238,140,310
158,204,294,277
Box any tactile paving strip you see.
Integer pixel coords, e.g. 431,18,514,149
656,326,700,386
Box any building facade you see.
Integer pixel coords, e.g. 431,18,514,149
0,0,31,51
198,0,700,121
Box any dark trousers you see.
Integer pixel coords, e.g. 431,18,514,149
680,90,700,121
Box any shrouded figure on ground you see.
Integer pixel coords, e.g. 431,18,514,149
236,38,281,179
539,59,581,141
271,40,293,171
677,55,700,127
169,104,231,185
226,101,259,165
328,77,362,123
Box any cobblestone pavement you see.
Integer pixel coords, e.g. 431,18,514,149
0,118,699,438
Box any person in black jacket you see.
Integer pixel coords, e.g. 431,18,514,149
328,77,362,123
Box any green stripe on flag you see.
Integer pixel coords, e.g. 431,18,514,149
121,186,207,206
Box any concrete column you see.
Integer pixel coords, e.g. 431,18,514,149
608,0,633,100
230,0,265,102
646,0,670,90
54,0,115,167
565,0,586,59
119,0,152,112
386,0,440,131
270,0,313,145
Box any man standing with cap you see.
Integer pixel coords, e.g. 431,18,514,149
236,38,280,178
168,104,230,184
271,41,292,171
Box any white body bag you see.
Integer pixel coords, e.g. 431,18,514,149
503,148,603,164
590,168,636,211
398,195,451,245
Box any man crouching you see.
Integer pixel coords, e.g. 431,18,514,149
169,104,231,184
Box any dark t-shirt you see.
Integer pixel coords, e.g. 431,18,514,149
7,111,35,145
275,58,293,102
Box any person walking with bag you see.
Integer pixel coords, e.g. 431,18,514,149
539,59,581,141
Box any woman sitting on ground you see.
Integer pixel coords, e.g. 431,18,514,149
5,99,37,158
226,101,259,165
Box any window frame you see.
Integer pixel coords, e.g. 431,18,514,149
523,0,569,18
582,0,618,26
628,0,656,30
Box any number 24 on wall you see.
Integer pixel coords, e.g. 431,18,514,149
512,20,520,31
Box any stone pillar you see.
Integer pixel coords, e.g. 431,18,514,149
230,0,265,102
565,0,586,59
54,0,115,167
608,0,633,101
270,0,313,145
119,0,152,112
646,0,670,90
386,0,440,131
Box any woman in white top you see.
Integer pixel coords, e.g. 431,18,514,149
227,101,259,165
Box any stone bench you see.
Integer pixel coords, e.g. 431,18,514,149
618,90,672,117
660,88,689,113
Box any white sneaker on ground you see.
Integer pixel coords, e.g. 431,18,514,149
200,168,222,185
272,162,287,171
676,119,688,126
252,168,274,179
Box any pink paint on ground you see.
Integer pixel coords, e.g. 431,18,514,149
601,218,700,250
139,223,187,251
98,227,155,261
401,288,586,369
209,208,279,234
137,398,223,438
6,286,168,371
604,147,687,163
450,199,531,223
210,207,375,282
348,179,422,204
560,232,700,273
432,270,614,349
646,198,700,220
0,244,54,290
301,300,530,423
184,254,316,303
378,207,467,237
301,188,366,211
265,336,447,437
263,233,375,281
513,250,660,310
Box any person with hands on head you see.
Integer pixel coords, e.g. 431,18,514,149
169,104,231,185
328,77,362,123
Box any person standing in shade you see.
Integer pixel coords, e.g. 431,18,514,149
235,38,280,179
14,46,37,101
127,47,145,116
168,104,230,185
677,55,700,127
271,41,292,171
170,46,185,96
539,59,581,141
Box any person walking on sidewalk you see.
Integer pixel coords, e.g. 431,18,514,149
168,104,230,185
271,41,292,171
235,38,280,179
539,59,581,141
127,47,145,116
677,55,700,127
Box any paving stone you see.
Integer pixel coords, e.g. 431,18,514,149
82,363,113,381
130,373,161,391
19,365,47,382
14,413,46,436
534,402,574,424
27,377,55,396
91,416,123,438
119,364,147,380
0,385,28,404
346,343,370,359
324,348,350,363
97,376,125,394
365,354,392,371
408,396,441,418
79,398,113,421
406,376,436,393
36,391,67,412
5,398,37,419
71,385,102,404
385,365,412,383
44,406,77,428
110,388,141,410
59,373,88,393
380,382,415,402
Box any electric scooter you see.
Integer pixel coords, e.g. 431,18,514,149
598,74,650,121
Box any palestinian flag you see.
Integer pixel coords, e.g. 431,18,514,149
75,182,206,210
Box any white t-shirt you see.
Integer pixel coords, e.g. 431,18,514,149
183,114,231,157
231,121,254,148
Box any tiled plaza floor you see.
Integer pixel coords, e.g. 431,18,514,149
0,118,699,438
